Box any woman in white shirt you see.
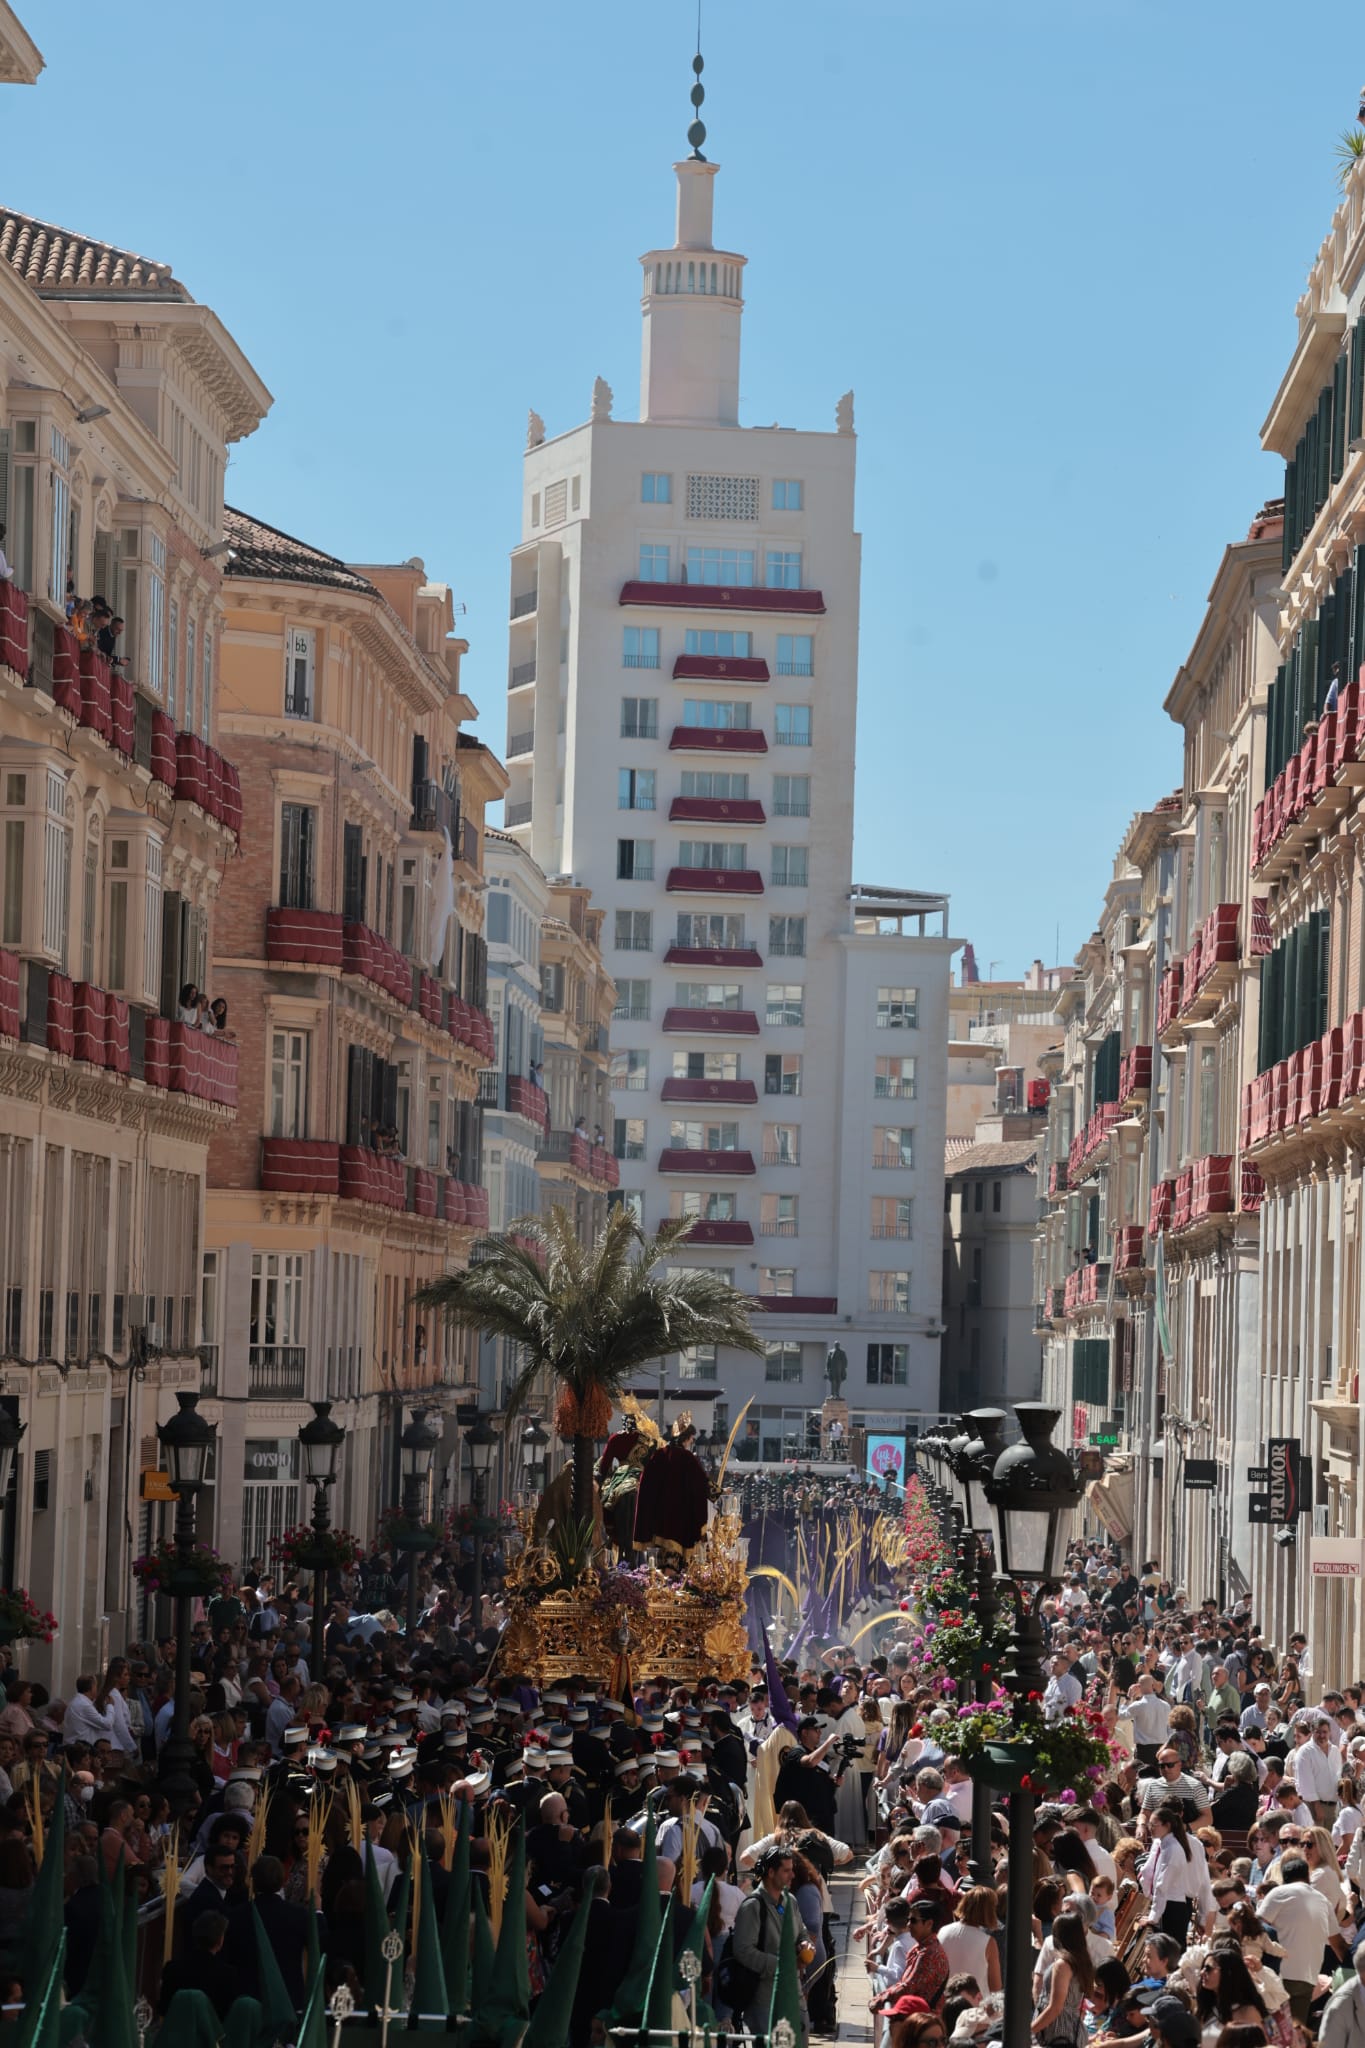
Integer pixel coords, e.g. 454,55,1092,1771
939,1885,1002,1995
1304,1825,1350,1923
1331,1773,1362,1851
1140,1805,1203,1943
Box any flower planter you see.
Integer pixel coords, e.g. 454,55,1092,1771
390,1527,442,1553
165,1569,223,1598
970,1740,1039,1791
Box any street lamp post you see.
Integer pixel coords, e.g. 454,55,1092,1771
520,1417,549,1499
399,1408,440,1637
298,1401,346,1679
953,1407,1008,1888
156,1390,216,1820
983,1404,1082,2048
0,1405,25,1591
464,1414,498,1636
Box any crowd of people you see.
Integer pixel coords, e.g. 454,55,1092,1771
855,1539,1365,2048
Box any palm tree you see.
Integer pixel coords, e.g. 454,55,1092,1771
1336,127,1365,188
415,1207,763,1520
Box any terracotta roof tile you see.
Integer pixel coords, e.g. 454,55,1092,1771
222,507,377,595
0,207,186,297
945,1139,1039,1176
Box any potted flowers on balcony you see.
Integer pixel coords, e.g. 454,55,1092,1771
0,1589,58,1647
269,1525,364,1576
132,1538,232,1601
952,1692,1118,1797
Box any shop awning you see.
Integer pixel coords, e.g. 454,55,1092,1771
1086,1467,1134,1541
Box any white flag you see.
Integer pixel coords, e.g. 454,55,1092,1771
428,827,455,969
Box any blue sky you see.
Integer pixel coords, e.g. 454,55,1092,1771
4,2,1349,973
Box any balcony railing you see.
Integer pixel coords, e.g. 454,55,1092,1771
870,1222,912,1239
510,588,538,618
669,726,768,754
1066,1100,1125,1184
620,580,826,615
1241,1012,1365,1157
762,1147,799,1167
674,1217,755,1246
505,801,532,827
1118,1044,1153,1103
661,1006,761,1035
1112,1225,1147,1275
775,660,814,677
668,797,767,825
1252,674,1364,875
661,1077,758,1105
760,1217,798,1237
342,922,413,1007
509,660,537,688
198,1345,219,1396
671,654,770,683
507,729,534,757
664,944,763,968
659,1147,757,1175
266,906,345,969
248,1345,306,1400
666,866,764,894
622,653,661,669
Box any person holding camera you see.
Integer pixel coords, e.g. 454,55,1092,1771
774,1716,849,1835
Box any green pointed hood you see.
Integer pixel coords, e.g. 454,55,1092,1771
23,1771,65,1994
521,1889,591,2048
411,1844,449,2025
362,1840,392,2012
441,1800,472,2016
470,1882,497,2028
483,1822,529,2044
15,1930,65,2048
251,1903,297,2043
609,1811,660,2023
767,1885,805,2046
219,2000,263,2048
295,1954,328,2048
643,1898,677,2037
155,1991,223,2048
305,1901,322,1995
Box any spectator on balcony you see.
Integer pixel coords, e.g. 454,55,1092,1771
177,983,205,1028
1325,660,1343,716
208,998,234,1040
0,523,12,582
97,612,126,670
594,1124,604,1146
574,1114,588,1137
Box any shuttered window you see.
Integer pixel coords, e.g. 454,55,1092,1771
1258,910,1330,1072
1072,1338,1110,1407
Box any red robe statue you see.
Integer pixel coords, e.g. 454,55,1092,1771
632,1435,711,1552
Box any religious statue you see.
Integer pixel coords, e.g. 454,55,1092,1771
633,1416,712,1562
591,376,614,423
596,1395,661,1558
825,1343,848,1396
526,408,545,450
835,390,855,435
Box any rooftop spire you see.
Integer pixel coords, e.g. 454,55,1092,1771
687,31,706,161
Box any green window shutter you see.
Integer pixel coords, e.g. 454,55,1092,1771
1283,461,1297,572
1333,354,1349,483
1317,385,1334,511
1314,910,1331,1040
1352,315,1365,442
1316,598,1335,713
1299,427,1313,544
1335,564,1354,683
1298,621,1319,739
1354,548,1365,688
1282,924,1299,1061
1257,947,1274,1073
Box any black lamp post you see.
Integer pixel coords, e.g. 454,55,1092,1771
464,1413,498,1636
520,1417,549,1498
0,1405,25,1591
298,1401,346,1678
399,1407,440,1636
954,1407,1007,1888
983,1403,1082,2048
156,1390,216,1820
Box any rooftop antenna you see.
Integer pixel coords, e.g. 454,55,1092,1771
688,5,707,160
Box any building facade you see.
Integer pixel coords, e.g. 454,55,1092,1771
499,141,955,1453
0,179,270,1682
942,1125,1043,1412
204,512,501,1559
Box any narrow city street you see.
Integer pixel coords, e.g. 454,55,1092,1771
829,1876,874,2044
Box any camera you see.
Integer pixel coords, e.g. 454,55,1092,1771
833,1733,864,1765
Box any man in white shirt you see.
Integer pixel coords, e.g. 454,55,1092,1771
1292,1716,1342,1825
1072,1807,1117,1885
1125,1676,1172,1766
1164,1637,1205,1706
941,1755,974,1823
1042,1655,1082,1723
1258,1856,1342,2021
64,1676,116,1749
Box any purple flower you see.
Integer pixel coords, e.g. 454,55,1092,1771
1058,1789,1077,1805
1093,1790,1107,1809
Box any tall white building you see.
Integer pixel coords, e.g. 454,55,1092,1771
501,116,956,1451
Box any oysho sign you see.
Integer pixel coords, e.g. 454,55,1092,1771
245,1439,300,1481
1267,1437,1300,1525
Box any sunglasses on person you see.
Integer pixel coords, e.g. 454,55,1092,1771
1159,1759,1181,1770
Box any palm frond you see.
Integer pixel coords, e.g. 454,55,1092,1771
1336,127,1365,188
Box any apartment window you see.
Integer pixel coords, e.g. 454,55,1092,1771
250,1251,306,1353
1199,1042,1218,1157
763,1123,801,1166
670,1119,740,1150
270,1028,311,1138
611,1048,649,1091
676,912,747,947
0,777,22,949
870,1271,911,1313
679,770,750,801
613,1117,647,1161
621,697,658,739
279,803,317,909
871,1195,913,1240
639,543,670,581
184,617,196,734
615,909,653,953
146,534,166,697
685,546,754,586
765,1053,802,1096
613,978,650,1021
427,1086,443,1169
774,705,811,746
2,420,36,590
672,1189,736,1221
684,629,752,657
768,916,806,957
674,1050,739,1080
764,1339,803,1382
48,428,71,605
678,840,746,871
993,1180,1002,1213
771,846,808,887
675,981,742,1009
874,1127,915,1169
166,600,180,723
679,1343,718,1380
618,768,656,811
773,773,810,817
766,551,802,590
776,634,813,677
42,768,71,967
760,1193,799,1238
759,1269,796,1297
400,857,418,957
683,699,751,729
80,829,100,983
867,1343,908,1385
876,986,919,1029
285,628,315,718
616,838,654,882
200,625,213,741
766,983,804,1027
641,472,672,504
874,1056,917,1099
105,839,129,992
623,627,660,669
